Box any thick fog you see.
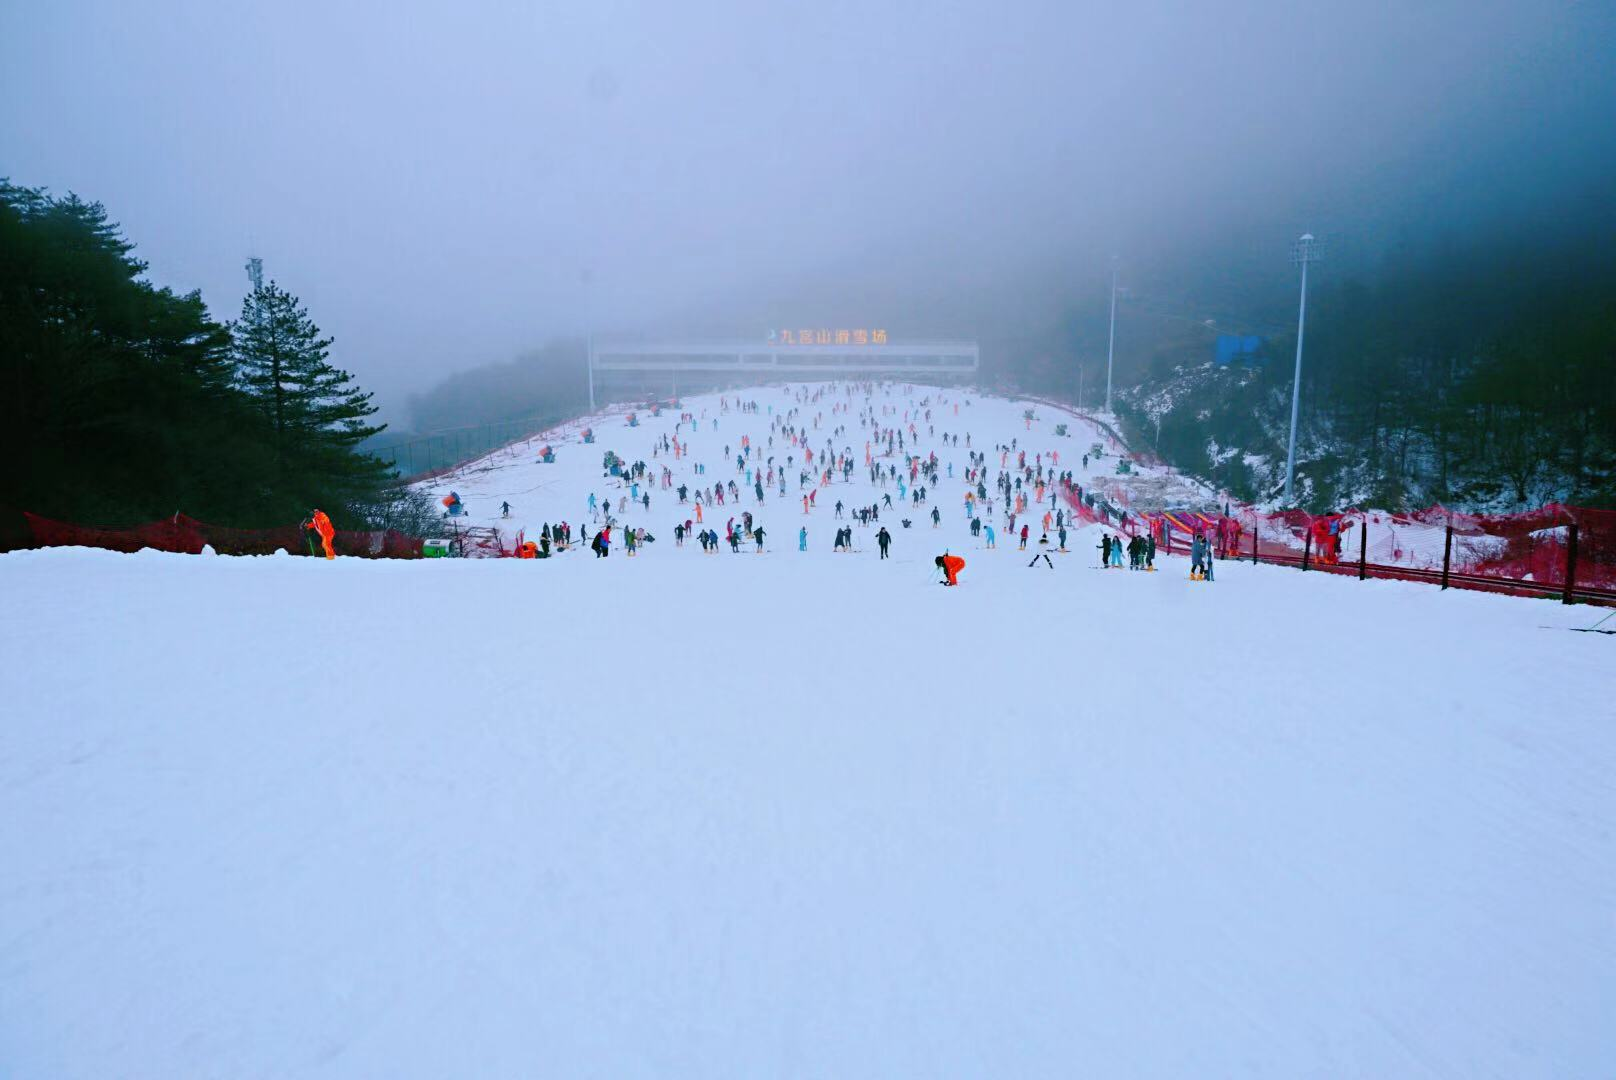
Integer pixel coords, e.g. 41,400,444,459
4,0,1612,417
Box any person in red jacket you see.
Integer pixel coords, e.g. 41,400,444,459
935,553,965,586
305,509,335,560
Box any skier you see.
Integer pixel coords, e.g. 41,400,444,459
935,552,965,586
303,509,336,560
876,526,892,559
1100,534,1112,567
754,525,766,552
1019,524,1029,550
1191,533,1207,580
984,524,996,549
501,501,511,518
931,506,941,528
799,526,807,551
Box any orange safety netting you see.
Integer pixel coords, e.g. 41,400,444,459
12,511,428,559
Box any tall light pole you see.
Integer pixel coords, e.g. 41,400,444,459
1104,257,1118,414
1284,233,1321,506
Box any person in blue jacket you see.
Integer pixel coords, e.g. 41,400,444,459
799,526,808,551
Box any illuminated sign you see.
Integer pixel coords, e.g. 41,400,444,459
769,328,887,346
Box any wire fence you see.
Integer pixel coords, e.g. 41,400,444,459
368,410,579,480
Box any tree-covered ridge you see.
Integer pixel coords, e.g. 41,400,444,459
0,181,415,529
1006,231,1616,512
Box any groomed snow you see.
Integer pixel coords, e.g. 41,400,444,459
2,384,1612,1078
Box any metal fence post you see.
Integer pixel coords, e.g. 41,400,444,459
1358,518,1368,581
1302,530,1311,571
1252,520,1258,564
1440,525,1453,590
1563,523,1580,605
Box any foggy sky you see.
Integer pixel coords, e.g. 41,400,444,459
4,0,1612,420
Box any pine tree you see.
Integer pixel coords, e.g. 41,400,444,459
232,281,390,518
1,181,281,524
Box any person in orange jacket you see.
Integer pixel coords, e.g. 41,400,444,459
935,552,965,586
305,509,336,560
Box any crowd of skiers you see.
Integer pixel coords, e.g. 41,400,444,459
484,381,1231,587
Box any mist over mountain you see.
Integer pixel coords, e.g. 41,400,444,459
7,0,1613,425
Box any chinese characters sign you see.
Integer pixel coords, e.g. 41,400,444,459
769,328,888,346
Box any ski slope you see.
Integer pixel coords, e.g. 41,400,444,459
2,384,1613,1078
409,385,1204,556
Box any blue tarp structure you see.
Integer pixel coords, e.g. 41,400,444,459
1215,334,1266,365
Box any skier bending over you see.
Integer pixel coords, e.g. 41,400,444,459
936,553,965,586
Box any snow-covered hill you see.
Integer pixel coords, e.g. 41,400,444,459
409,385,1207,554
2,383,1612,1078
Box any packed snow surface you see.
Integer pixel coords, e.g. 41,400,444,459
2,385,1613,1078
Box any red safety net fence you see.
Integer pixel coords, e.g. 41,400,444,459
1136,503,1616,605
1023,396,1615,604
4,509,437,559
